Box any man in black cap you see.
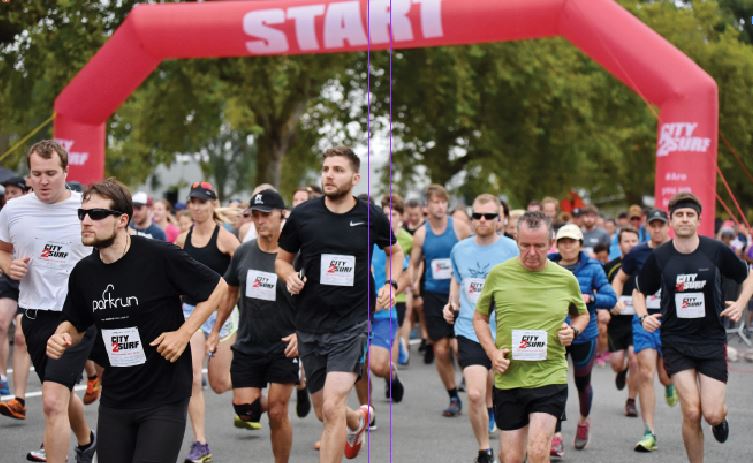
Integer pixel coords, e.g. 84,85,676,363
1,177,28,203
209,189,299,463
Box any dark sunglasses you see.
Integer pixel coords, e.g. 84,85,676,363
78,208,125,221
471,212,498,220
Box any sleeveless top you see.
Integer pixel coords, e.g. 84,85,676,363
183,225,230,304
422,217,458,294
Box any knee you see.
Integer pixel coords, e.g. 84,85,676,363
433,342,449,358
268,401,288,426
371,362,390,378
13,331,25,349
209,376,231,394
703,410,725,426
321,400,342,424
502,449,525,463
466,388,484,406
42,392,67,418
683,405,702,424
527,440,550,462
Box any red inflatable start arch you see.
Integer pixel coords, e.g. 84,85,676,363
54,0,718,235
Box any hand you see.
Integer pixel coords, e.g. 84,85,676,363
557,322,574,347
492,348,511,374
206,330,220,357
375,285,395,311
150,329,191,363
442,302,458,324
721,301,745,322
581,294,592,304
8,256,30,281
642,314,661,333
286,272,306,295
611,299,625,316
282,333,298,357
47,332,72,359
597,309,610,324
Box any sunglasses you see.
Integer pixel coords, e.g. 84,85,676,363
191,181,214,190
471,212,498,220
78,208,125,221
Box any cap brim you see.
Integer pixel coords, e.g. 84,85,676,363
250,205,275,212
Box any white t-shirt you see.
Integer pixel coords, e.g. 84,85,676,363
0,191,91,311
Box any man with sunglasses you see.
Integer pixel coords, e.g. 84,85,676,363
47,178,227,463
442,194,518,463
130,191,166,241
0,140,96,463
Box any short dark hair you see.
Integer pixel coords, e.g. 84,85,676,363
322,146,360,172
381,194,405,214
517,211,552,236
405,198,422,209
426,184,449,202
27,140,68,170
83,177,133,223
618,226,639,243
668,192,702,217
593,243,610,255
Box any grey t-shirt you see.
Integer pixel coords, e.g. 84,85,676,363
583,227,610,251
224,240,296,355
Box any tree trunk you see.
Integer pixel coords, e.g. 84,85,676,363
255,100,307,188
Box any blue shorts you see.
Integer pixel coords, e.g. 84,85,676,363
370,316,398,350
182,303,237,340
632,316,662,355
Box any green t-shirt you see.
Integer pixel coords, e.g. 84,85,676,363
476,259,587,390
395,228,413,304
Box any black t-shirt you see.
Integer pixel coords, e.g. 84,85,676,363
636,236,748,346
62,236,220,408
279,196,395,334
621,242,662,313
605,256,634,322
224,240,296,355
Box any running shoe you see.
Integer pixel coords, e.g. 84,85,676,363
0,397,26,420
488,411,496,434
368,415,377,431
26,445,47,462
0,377,9,395
712,419,729,443
615,368,627,391
387,376,405,403
75,431,96,463
549,435,564,461
344,405,372,459
83,376,101,405
574,421,590,450
398,338,410,365
624,398,638,417
423,342,434,364
442,397,463,417
185,441,212,463
474,448,494,463
234,414,262,430
418,338,427,353
634,430,657,452
664,384,678,407
296,387,311,418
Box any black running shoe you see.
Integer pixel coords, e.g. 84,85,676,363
615,368,627,391
389,376,404,403
474,448,494,463
296,388,311,418
424,343,434,364
712,420,729,443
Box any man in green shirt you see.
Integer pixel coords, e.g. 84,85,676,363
473,211,589,463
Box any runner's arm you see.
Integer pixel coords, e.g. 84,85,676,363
722,272,753,321
0,240,11,274
207,284,239,354
473,310,496,360
47,321,86,359
409,226,425,291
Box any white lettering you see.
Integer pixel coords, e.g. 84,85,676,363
244,9,288,54
288,5,325,51
324,1,368,49
368,0,414,44
656,122,710,157
415,0,443,38
68,151,89,166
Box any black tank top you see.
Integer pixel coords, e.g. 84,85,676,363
183,225,230,304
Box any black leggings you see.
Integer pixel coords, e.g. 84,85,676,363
97,400,188,463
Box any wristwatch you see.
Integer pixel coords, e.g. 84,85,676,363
571,325,580,339
388,279,399,290
639,314,647,324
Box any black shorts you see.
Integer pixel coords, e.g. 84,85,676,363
457,336,491,370
608,316,633,352
231,349,299,388
0,276,19,301
662,343,728,384
297,321,367,394
22,309,95,389
396,302,406,327
493,384,568,431
423,292,454,341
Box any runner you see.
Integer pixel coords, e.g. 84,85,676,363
208,188,298,463
443,194,518,463
604,226,640,417
548,224,616,457
612,208,677,452
402,198,429,362
276,146,403,462
153,199,180,243
0,140,96,463
636,192,753,462
473,211,589,463
176,180,240,463
46,178,226,463
409,184,471,416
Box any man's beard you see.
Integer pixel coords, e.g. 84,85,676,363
83,229,117,249
324,184,351,200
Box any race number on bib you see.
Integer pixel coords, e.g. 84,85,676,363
619,295,635,316
511,330,548,361
246,270,277,301
431,258,452,280
675,293,706,319
102,327,146,367
320,254,355,287
34,237,74,271
463,278,485,305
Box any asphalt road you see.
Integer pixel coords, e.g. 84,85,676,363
2,338,752,462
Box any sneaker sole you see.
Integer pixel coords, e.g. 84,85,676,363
634,445,657,453
0,405,25,420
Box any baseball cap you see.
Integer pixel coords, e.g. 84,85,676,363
249,189,285,212
1,176,26,190
628,204,642,219
555,224,584,241
132,191,153,206
646,209,668,224
188,181,217,201
720,226,736,237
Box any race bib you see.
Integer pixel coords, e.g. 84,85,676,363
619,295,635,316
675,292,706,319
431,258,452,280
320,254,355,287
646,289,661,310
463,278,485,305
245,270,277,301
511,330,548,361
34,237,74,271
102,327,146,368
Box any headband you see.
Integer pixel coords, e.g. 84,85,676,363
669,200,701,216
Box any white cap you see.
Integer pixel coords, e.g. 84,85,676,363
132,191,149,205
555,224,584,241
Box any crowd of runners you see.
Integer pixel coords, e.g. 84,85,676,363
0,140,751,463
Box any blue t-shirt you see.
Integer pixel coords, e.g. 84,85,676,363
371,244,409,320
423,218,458,294
131,223,167,241
450,236,519,342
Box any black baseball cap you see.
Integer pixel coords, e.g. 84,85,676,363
1,176,26,190
646,209,668,224
249,189,285,212
188,181,217,201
